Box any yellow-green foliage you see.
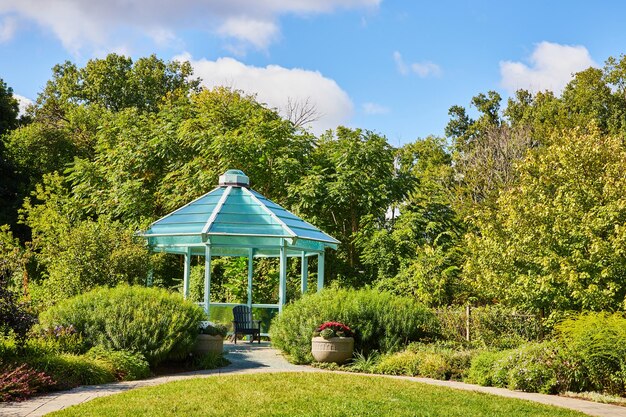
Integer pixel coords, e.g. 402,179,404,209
375,343,476,380
557,312,626,394
466,128,626,314
26,353,115,389
375,351,422,376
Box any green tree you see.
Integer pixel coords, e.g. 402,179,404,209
362,137,466,306
37,54,199,114
291,127,400,284
0,78,22,229
465,128,626,314
0,78,19,135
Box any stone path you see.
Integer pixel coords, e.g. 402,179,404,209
2,342,626,417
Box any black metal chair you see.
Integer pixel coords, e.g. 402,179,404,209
232,305,261,344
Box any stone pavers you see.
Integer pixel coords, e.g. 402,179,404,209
2,342,626,416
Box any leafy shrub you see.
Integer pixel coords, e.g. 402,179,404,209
467,342,562,394
26,215,152,308
557,312,626,395
504,342,560,394
466,350,511,386
26,353,115,389
0,364,55,402
0,336,18,367
0,274,36,344
84,346,150,381
38,285,205,366
270,288,439,363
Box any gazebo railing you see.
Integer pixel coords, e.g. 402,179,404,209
197,301,279,337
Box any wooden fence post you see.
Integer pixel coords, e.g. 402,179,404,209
465,304,471,342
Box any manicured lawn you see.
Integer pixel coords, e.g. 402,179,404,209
49,373,586,417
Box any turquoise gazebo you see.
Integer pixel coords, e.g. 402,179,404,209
140,170,339,316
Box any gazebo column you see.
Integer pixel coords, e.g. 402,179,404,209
204,245,212,316
279,244,287,312
300,252,308,294
247,248,254,308
183,247,191,299
317,251,325,291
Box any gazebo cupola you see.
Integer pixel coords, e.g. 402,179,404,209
140,170,339,316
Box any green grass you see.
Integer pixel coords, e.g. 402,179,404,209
49,373,586,417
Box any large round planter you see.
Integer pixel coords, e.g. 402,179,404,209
311,336,354,364
194,334,224,355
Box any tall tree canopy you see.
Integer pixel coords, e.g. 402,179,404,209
465,128,626,314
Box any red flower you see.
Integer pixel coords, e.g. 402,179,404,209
316,321,353,337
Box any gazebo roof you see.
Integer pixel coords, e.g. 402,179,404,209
141,170,339,258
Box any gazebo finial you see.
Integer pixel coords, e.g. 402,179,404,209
219,169,249,187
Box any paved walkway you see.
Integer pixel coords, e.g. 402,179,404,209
1,342,626,417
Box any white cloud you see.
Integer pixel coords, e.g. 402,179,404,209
362,102,389,115
393,51,408,75
410,61,441,78
217,17,279,49
500,41,597,94
0,0,380,54
393,51,441,78
176,54,353,134
13,94,32,115
0,15,17,42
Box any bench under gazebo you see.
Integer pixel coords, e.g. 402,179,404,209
140,170,339,321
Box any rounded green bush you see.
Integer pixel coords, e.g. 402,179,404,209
503,342,560,394
466,350,511,387
38,285,205,366
270,288,440,363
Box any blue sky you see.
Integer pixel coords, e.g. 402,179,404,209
1,1,625,144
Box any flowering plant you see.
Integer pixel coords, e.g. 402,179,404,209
37,324,85,354
199,321,228,337
312,321,353,339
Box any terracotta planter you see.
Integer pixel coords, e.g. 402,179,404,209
194,334,224,355
311,336,354,364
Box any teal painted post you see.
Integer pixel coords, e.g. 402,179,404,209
183,248,191,299
146,268,153,287
204,245,212,316
279,244,287,312
301,252,308,294
317,251,325,291
247,248,254,308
